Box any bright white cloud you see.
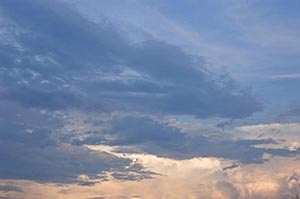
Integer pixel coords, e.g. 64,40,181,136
2,153,300,199
87,145,222,178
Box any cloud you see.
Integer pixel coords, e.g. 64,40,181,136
70,0,300,84
215,181,239,199
0,1,299,198
277,107,300,123
86,147,222,178
267,73,300,79
0,140,148,183
0,0,261,186
0,0,266,184
0,103,151,184
235,123,300,151
0,185,22,193
0,102,295,186
62,113,299,164
0,0,261,119
222,162,239,171
2,154,300,199
86,197,106,199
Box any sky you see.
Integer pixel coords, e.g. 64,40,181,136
0,0,300,198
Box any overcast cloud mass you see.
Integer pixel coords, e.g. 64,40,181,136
0,0,300,198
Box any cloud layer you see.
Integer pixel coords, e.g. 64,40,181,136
0,0,299,199
0,0,261,118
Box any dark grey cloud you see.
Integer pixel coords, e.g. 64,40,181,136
0,185,23,193
71,114,300,164
0,141,132,183
121,119,298,163
276,106,300,123
0,139,153,184
222,162,239,171
0,103,151,183
0,0,265,186
0,0,261,118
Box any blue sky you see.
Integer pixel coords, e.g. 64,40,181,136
0,0,300,198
